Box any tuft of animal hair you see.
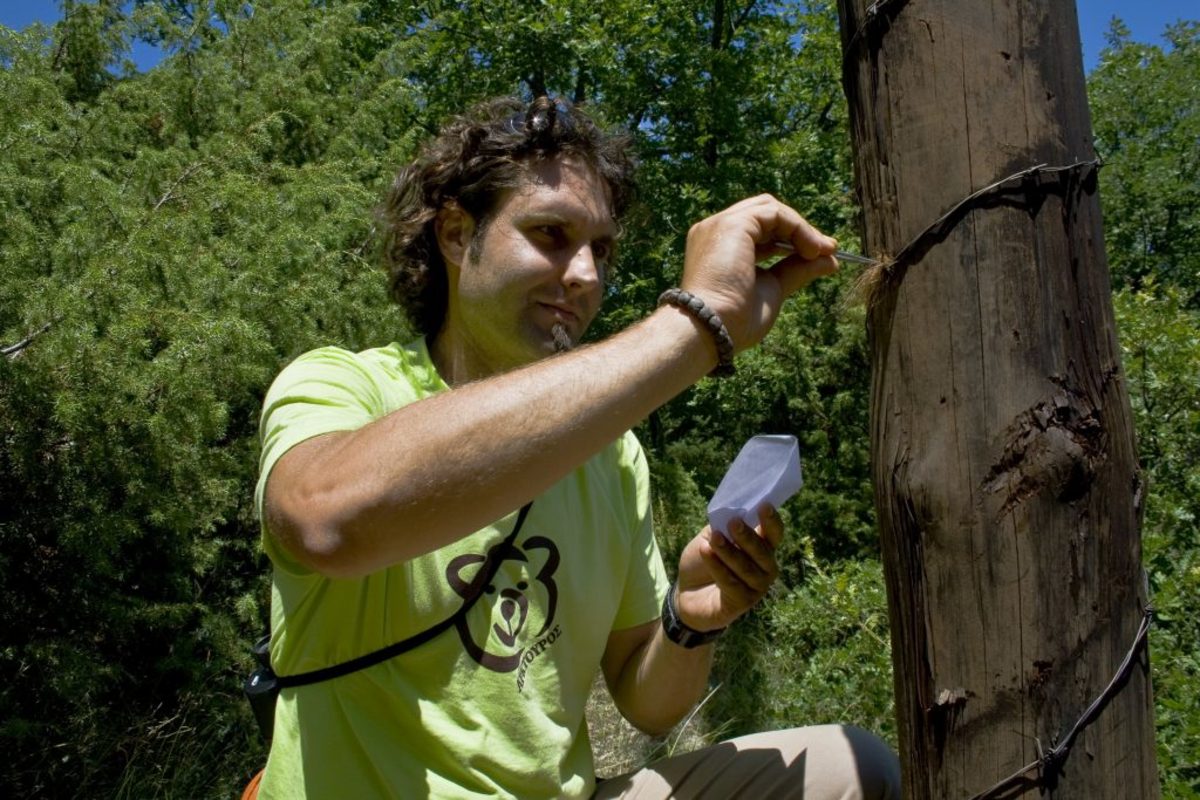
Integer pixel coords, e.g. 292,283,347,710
840,251,895,314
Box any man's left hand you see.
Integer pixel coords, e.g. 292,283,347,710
674,503,783,632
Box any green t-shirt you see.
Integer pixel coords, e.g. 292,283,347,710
254,339,670,799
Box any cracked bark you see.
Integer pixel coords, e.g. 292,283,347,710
835,1,1160,797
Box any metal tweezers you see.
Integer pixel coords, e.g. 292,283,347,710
773,241,878,266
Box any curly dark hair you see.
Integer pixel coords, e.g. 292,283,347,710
376,96,637,337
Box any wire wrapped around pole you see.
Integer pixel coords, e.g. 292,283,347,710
967,604,1154,800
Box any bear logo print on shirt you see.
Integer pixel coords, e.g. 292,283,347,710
445,535,560,673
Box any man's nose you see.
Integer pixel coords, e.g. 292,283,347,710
564,244,602,289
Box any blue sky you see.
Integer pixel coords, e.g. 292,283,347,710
1,0,1196,72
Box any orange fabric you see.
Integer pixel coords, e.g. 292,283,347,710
240,768,264,800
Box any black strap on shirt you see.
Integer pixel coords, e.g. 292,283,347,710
273,501,534,689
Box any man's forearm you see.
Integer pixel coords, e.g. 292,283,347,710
268,306,716,577
611,625,716,736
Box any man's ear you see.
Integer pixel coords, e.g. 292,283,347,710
434,204,476,272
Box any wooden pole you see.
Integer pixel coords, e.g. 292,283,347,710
835,1,1160,796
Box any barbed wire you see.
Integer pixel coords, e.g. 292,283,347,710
968,604,1155,800
891,159,1099,270
856,160,1102,307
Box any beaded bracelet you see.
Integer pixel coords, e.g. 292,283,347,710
657,288,736,377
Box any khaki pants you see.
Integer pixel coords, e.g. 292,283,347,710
592,725,901,800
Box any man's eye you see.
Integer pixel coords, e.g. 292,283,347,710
536,225,564,244
592,242,611,264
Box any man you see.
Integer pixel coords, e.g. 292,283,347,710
253,96,900,798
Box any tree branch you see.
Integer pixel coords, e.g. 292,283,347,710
711,0,726,50
153,160,208,212
572,67,587,104
2,321,54,359
732,0,759,35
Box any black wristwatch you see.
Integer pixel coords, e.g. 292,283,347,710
661,582,725,649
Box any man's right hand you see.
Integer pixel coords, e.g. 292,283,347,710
680,194,840,352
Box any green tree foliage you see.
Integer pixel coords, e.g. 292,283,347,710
1089,20,1200,305
1114,286,1200,796
761,556,894,742
1,1,1196,796
1,2,418,793
1090,24,1200,794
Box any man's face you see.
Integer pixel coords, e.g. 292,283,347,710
441,157,616,378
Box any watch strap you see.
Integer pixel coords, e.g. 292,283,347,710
661,581,725,648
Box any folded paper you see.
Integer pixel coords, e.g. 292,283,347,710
707,435,803,539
